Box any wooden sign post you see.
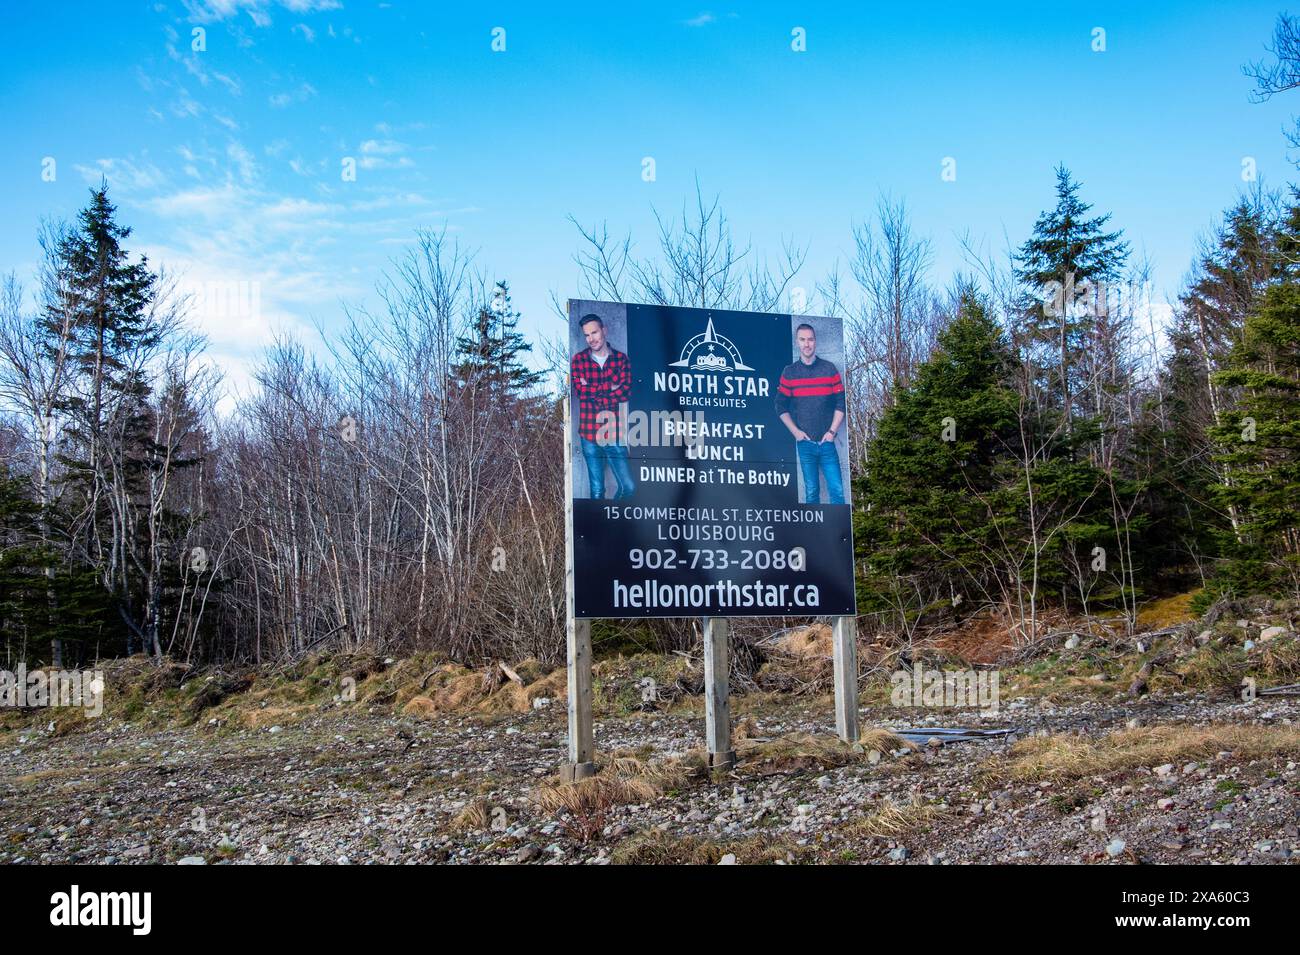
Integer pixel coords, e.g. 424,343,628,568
832,614,859,743
701,617,735,769
561,388,595,782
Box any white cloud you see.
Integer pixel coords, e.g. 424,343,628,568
683,12,716,27
359,138,406,155
74,157,169,192
358,155,414,170
64,142,477,400
182,0,341,26
227,141,258,183
268,82,317,108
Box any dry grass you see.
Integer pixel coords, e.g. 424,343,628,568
859,727,907,756
736,729,907,773
1134,592,1199,631
397,659,568,718
449,799,492,833
772,624,833,659
846,798,952,839
1002,724,1300,782
609,828,802,865
532,752,693,817
238,704,313,729
1254,639,1300,684
533,775,662,816
753,624,853,695
1171,645,1244,691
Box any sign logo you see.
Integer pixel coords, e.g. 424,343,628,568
669,317,753,372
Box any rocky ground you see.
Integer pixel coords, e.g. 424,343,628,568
3,684,1298,865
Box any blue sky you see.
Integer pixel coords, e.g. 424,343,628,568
2,1,1296,396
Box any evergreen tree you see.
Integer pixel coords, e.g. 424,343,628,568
1014,166,1130,439
45,184,160,654
856,293,1022,617
1155,192,1287,600
1178,191,1282,364
0,466,107,665
1208,280,1300,596
452,281,544,399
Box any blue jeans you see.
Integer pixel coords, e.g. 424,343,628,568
581,437,636,499
796,439,845,504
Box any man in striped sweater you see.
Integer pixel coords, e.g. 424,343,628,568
775,323,846,504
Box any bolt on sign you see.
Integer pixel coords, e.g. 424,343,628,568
567,300,856,618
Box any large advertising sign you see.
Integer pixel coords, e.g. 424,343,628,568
567,300,856,618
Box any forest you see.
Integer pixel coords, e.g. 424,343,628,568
1,164,1294,671
1,23,1298,671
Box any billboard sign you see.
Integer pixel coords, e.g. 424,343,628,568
567,300,856,618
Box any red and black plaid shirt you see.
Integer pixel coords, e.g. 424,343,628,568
571,347,631,441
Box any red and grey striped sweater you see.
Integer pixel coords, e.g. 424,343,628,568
774,356,845,438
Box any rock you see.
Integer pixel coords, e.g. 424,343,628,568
268,726,282,734
1126,717,1142,729
867,749,882,764
1196,630,1212,645
177,856,206,865
532,697,551,709
1064,635,1080,650
718,853,737,865
889,847,909,861
1259,626,1287,642
1105,838,1126,858
514,845,541,863
1156,798,1174,810
926,737,942,749
1153,763,1174,777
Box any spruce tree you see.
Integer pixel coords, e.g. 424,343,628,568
1208,280,1300,596
0,467,107,665
856,293,1021,616
46,184,160,655
452,281,544,398
1014,166,1130,439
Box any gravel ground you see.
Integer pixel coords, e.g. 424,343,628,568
3,689,1298,865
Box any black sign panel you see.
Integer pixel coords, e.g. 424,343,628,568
567,300,856,618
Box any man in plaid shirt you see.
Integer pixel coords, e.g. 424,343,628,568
571,313,636,499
